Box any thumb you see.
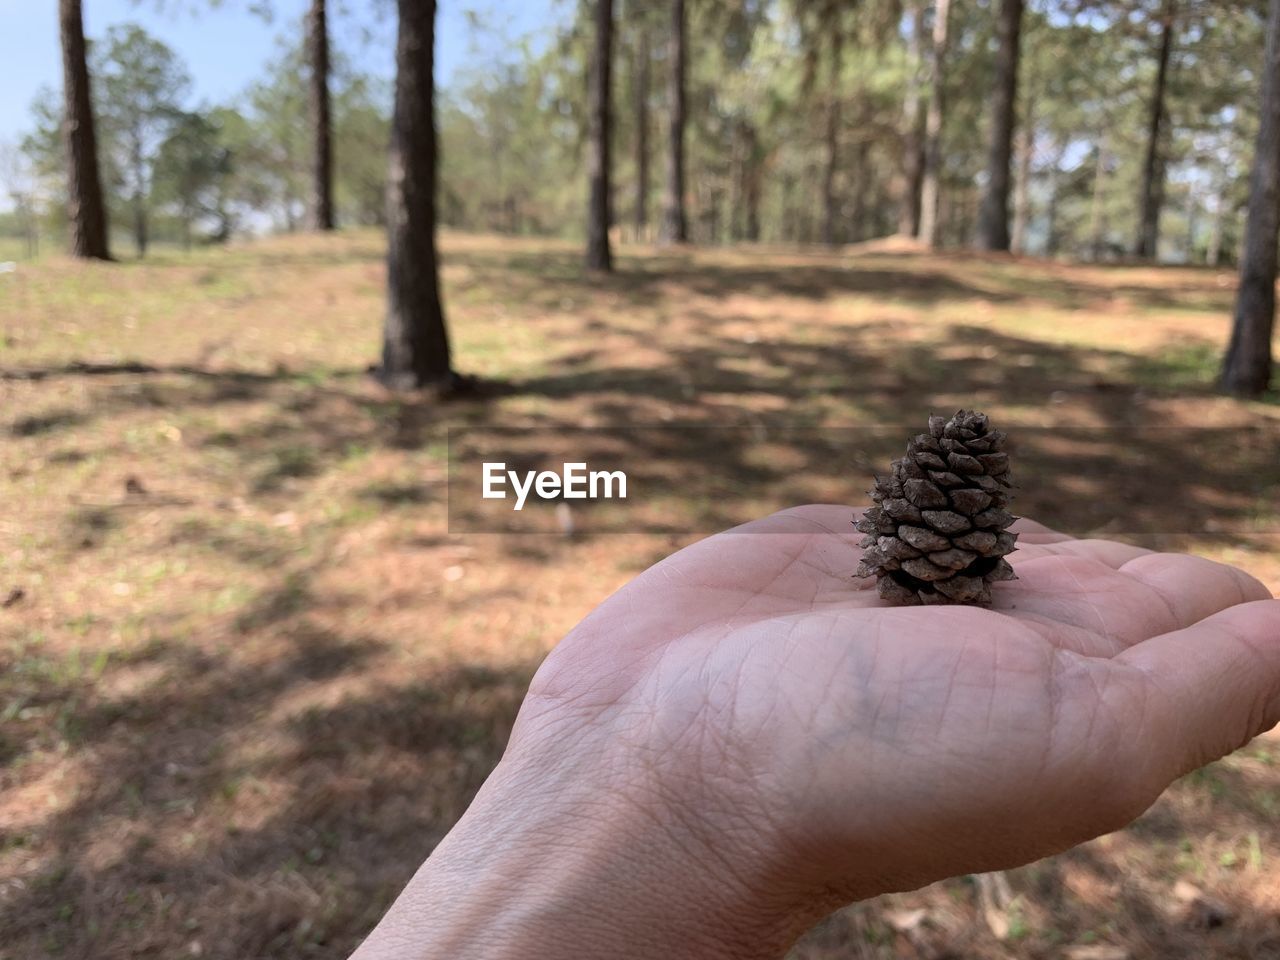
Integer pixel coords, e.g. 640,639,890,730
1119,599,1280,779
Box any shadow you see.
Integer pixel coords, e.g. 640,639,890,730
10,266,1268,545
9,408,88,437
357,480,435,507
6,240,1279,960
0,585,529,958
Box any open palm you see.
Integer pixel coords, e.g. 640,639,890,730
519,505,1280,918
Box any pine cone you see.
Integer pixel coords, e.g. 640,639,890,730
854,410,1017,605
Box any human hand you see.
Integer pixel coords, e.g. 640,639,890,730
352,506,1280,960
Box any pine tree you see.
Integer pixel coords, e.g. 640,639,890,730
586,0,614,270
1135,0,1175,259
308,0,335,231
659,0,688,245
58,0,111,260
380,0,456,390
1220,0,1280,397
919,0,951,249
975,0,1024,251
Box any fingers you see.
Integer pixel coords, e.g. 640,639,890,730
998,549,1271,649
1010,518,1073,544
1118,552,1272,623
1118,599,1280,778
1013,538,1152,570
996,554,1172,646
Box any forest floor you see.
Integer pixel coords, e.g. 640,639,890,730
1,230,1279,960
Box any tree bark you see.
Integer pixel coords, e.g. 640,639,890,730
821,37,843,247
133,190,148,257
919,0,951,249
738,120,761,242
659,0,687,244
633,24,649,240
1207,169,1226,266
59,0,111,260
898,1,927,237
380,0,454,389
1010,98,1033,254
728,121,742,241
976,0,1024,251
308,0,335,231
744,160,761,242
1221,0,1280,396
1135,0,1175,259
1184,187,1198,261
130,133,148,258
781,174,797,241
586,0,614,271
1044,139,1064,256
1088,137,1109,261
850,137,870,242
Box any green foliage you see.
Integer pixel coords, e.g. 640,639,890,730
95,23,193,250
7,0,1268,263
226,25,391,230
151,111,234,245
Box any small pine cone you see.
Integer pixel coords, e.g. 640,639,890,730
854,410,1018,605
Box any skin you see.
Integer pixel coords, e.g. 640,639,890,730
351,506,1280,960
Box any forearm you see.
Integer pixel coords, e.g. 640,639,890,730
348,748,803,960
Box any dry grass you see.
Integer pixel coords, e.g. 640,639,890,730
1,230,1278,959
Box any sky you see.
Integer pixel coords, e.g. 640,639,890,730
0,0,566,147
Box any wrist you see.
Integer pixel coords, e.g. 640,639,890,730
350,735,806,960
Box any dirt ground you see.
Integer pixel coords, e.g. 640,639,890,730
1,231,1279,959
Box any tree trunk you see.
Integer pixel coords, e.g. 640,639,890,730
633,24,649,240
380,0,454,389
898,1,927,236
820,106,839,245
1184,187,1198,261
59,0,111,261
133,190,148,258
745,171,761,242
706,186,721,244
976,0,1023,251
728,122,743,241
308,0,335,231
586,0,613,271
1044,139,1064,256
1135,0,1175,259
1088,138,1109,261
821,38,843,247
919,0,951,249
740,121,761,242
850,138,870,242
130,135,147,258
1010,102,1033,254
1221,0,1280,396
1207,169,1226,266
781,174,795,241
659,0,687,244
21,199,39,259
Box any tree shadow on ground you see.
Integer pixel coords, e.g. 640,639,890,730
4,247,1278,960
5,310,1274,545
445,244,1237,314
0,594,532,959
